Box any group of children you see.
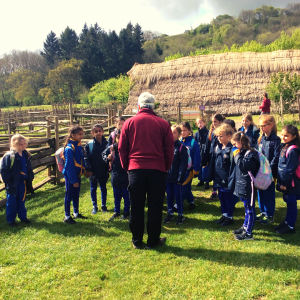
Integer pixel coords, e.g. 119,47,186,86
1,112,299,241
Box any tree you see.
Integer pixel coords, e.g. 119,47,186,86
143,30,162,41
59,27,78,60
132,23,144,63
155,43,163,56
40,31,61,67
239,10,254,24
40,59,83,104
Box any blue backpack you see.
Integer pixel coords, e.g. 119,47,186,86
180,139,194,171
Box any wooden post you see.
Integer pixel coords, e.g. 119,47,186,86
47,117,52,177
69,102,73,125
298,94,300,124
8,113,11,135
177,102,181,124
118,109,122,118
54,116,60,184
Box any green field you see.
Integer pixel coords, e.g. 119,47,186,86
0,176,300,300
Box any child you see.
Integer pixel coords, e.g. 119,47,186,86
224,119,237,133
108,117,125,146
194,117,209,189
164,125,188,225
208,124,235,226
0,134,34,227
179,122,201,210
102,129,130,221
257,115,281,224
84,124,109,214
230,132,260,241
238,113,260,148
275,125,300,234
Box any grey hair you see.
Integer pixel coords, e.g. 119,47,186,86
138,92,155,110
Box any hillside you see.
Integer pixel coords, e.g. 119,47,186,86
143,3,300,63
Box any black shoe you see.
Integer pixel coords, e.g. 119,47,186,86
256,213,265,221
176,215,185,225
120,212,130,221
210,192,218,200
276,223,296,234
221,217,234,226
91,206,98,215
102,205,107,212
234,232,254,241
74,213,87,219
232,227,245,234
8,222,17,227
173,205,178,213
204,182,209,189
63,216,77,224
163,213,174,223
188,203,195,210
109,212,121,221
274,222,286,230
145,237,167,250
21,219,31,224
196,181,204,187
132,241,144,249
215,215,226,224
259,216,274,225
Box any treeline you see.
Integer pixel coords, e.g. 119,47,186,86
0,22,143,107
144,2,300,63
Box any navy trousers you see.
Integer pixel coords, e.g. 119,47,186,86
6,180,27,223
64,176,81,217
90,179,107,207
198,165,209,182
166,182,183,215
257,182,275,217
218,188,235,218
241,197,256,235
181,171,193,204
113,186,130,214
283,194,299,227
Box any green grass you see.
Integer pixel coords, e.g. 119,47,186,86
1,177,300,299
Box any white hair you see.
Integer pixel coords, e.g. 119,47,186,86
138,92,155,110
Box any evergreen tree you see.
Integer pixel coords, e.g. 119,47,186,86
132,23,144,63
40,31,61,67
60,27,79,60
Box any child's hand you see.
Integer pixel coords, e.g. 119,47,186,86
280,185,287,190
73,183,79,188
85,171,92,178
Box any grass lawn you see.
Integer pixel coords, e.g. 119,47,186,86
0,176,300,300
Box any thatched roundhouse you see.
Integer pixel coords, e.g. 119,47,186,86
125,50,300,116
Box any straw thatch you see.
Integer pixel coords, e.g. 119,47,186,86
125,50,300,116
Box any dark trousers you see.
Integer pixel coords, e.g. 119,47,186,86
64,176,81,217
166,182,183,215
128,169,166,247
181,171,194,204
257,182,275,217
90,179,107,207
283,194,298,227
241,197,256,235
218,189,235,218
113,186,130,214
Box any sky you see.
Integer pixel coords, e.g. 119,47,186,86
0,0,299,56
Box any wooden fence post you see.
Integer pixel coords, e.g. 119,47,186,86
69,102,73,125
47,117,52,177
297,94,300,124
177,102,181,124
118,109,122,118
54,116,60,184
8,113,11,135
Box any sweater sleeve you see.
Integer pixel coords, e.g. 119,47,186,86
118,122,130,171
163,125,174,172
270,139,281,178
192,140,201,174
178,146,188,183
84,143,92,172
64,148,78,184
0,154,12,183
281,148,299,188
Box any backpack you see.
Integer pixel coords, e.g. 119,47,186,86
55,145,74,173
180,139,194,171
286,145,300,180
87,140,94,154
0,151,15,182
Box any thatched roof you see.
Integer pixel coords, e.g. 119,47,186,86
125,50,300,116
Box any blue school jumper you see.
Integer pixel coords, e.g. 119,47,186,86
84,137,109,208
257,131,281,218
276,143,300,228
102,145,130,215
229,149,260,235
180,135,201,204
0,150,34,223
208,143,235,217
208,132,221,193
62,140,86,217
238,124,260,148
194,126,209,182
166,140,188,216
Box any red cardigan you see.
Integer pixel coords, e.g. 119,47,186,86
118,109,174,172
259,98,271,113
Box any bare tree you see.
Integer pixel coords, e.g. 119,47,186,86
143,30,163,41
239,10,255,24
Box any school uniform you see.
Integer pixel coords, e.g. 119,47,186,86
194,126,209,182
0,150,34,224
84,137,109,209
229,149,260,235
238,124,260,148
276,143,300,229
166,140,188,216
257,131,281,219
62,140,86,217
180,135,201,205
102,145,130,215
108,129,118,146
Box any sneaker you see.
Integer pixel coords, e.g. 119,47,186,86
188,202,195,210
102,205,108,212
204,182,209,190
21,219,31,224
276,223,296,234
274,222,286,230
163,213,174,223
8,222,17,227
109,212,120,221
63,216,77,224
210,192,218,200
234,232,254,241
221,217,234,226
256,213,265,221
74,213,88,219
145,237,167,250
132,241,144,250
197,181,204,187
120,212,130,221
259,216,274,225
173,204,178,213
215,215,226,224
232,227,245,234
91,206,98,215
176,215,185,225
